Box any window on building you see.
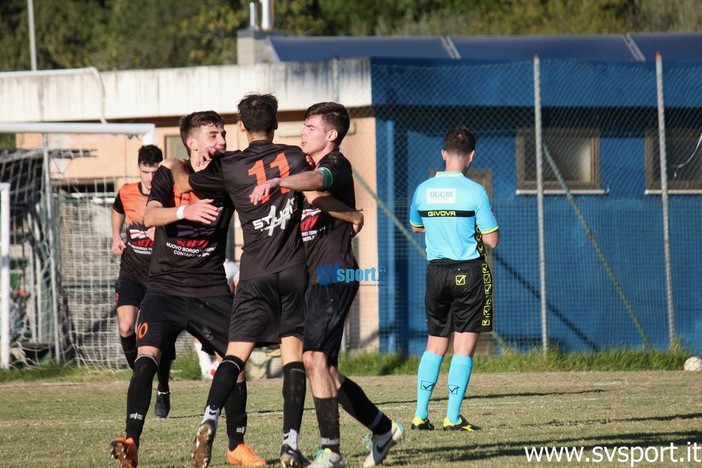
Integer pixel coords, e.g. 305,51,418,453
165,135,188,159
516,128,601,193
646,128,702,193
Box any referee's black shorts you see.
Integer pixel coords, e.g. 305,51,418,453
229,263,307,346
425,258,493,336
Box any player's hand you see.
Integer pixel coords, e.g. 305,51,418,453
249,178,280,205
182,199,222,225
111,237,126,255
351,210,364,236
146,227,156,241
194,153,210,168
194,148,220,169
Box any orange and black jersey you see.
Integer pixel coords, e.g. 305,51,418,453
146,164,233,297
189,142,310,281
113,182,152,283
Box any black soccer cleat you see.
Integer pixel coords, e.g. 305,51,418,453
154,391,170,419
442,415,481,431
410,416,434,430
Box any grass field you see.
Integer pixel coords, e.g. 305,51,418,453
0,367,700,467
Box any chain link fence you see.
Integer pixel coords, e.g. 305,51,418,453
359,56,702,357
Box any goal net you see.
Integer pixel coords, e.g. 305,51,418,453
0,123,204,370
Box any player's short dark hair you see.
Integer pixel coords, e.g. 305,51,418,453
237,93,278,135
443,127,476,155
304,102,350,146
178,110,226,151
137,144,163,166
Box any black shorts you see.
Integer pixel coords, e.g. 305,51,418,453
425,258,493,336
303,281,359,366
136,290,232,357
229,263,307,346
115,276,147,308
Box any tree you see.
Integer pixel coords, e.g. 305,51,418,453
0,0,37,71
0,0,111,71
2,0,702,72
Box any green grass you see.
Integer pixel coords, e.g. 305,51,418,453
0,348,691,383
338,348,690,375
1,369,701,467
0,350,700,467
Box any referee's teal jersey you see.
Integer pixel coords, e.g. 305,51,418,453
410,171,498,261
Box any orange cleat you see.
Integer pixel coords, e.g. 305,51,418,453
110,437,138,468
227,442,266,466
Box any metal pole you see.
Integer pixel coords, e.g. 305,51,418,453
27,0,37,71
0,183,10,369
534,55,548,355
332,56,341,104
655,52,676,348
42,135,62,361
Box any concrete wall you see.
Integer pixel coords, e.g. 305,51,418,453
0,59,372,122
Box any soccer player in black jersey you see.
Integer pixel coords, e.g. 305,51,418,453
111,144,175,419
166,93,361,468
250,102,403,468
110,111,264,468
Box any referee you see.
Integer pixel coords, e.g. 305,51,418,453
409,127,500,432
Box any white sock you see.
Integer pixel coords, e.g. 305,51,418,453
194,341,212,376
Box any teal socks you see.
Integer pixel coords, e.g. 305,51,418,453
414,351,443,420
446,354,473,423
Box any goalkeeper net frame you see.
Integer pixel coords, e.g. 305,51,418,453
0,122,154,370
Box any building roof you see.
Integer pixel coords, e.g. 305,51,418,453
269,33,702,62
448,34,639,61
269,36,457,61
628,32,702,61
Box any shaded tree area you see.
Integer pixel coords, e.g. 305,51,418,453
0,0,247,71
1,0,702,72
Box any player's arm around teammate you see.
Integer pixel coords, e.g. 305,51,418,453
248,130,364,231
188,93,310,468
111,113,264,468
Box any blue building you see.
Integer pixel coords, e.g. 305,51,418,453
269,33,702,356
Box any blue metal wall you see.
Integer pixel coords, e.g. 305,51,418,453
372,58,702,356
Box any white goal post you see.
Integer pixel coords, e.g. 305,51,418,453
0,123,155,145
1,182,10,369
0,122,155,369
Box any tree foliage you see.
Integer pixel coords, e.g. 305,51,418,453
0,0,701,72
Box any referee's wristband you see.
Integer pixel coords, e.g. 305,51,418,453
176,205,186,220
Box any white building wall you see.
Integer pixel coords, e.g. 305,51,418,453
0,58,372,122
